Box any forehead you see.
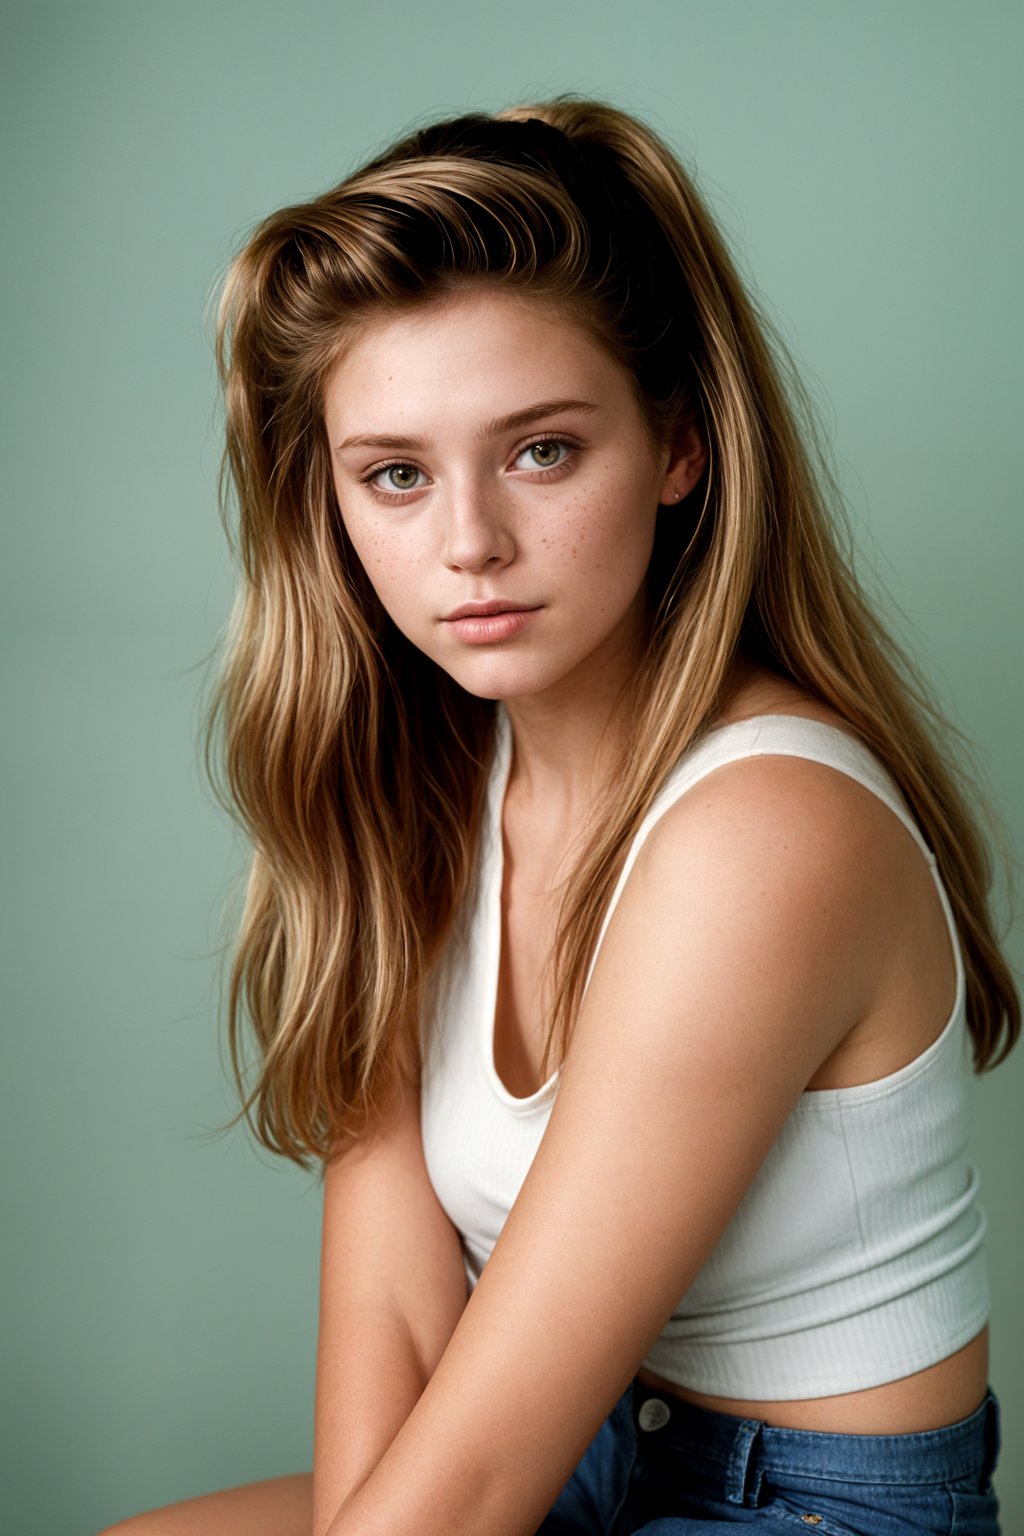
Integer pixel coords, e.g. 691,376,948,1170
322,288,633,436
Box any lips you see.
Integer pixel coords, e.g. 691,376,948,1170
441,603,542,645
443,600,540,621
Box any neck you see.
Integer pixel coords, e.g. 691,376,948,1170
500,624,641,830
498,639,764,833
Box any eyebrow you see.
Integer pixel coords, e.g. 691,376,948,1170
333,397,600,454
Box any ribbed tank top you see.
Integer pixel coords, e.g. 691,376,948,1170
419,709,990,1399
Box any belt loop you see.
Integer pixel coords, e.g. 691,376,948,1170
724,1418,764,1506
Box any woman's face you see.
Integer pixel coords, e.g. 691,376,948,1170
323,288,704,704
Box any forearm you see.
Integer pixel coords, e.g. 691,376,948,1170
314,1065,471,1536
322,1375,517,1536
313,1301,432,1536
318,1276,607,1536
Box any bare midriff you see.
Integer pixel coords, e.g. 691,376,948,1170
634,1326,989,1434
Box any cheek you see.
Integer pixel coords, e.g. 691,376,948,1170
340,509,422,597
555,473,657,582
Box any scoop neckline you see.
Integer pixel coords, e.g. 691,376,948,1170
480,710,560,1112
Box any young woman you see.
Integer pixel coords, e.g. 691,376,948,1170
104,99,1017,1535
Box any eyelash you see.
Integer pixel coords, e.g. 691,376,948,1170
358,435,581,505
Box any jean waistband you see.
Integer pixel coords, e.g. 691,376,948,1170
628,1380,1000,1490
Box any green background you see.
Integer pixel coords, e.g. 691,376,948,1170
2,2,1020,1531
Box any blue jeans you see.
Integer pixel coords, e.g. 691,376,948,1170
536,1378,1001,1534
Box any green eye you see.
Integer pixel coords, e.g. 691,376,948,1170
528,441,565,467
385,464,420,489
515,439,572,472
362,461,428,500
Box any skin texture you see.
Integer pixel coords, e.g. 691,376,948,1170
318,293,987,1535
98,290,987,1535
324,288,705,820
315,748,977,1536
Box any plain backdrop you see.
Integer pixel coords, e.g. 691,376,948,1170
2,2,1021,1532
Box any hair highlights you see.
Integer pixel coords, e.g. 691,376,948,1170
208,98,1018,1172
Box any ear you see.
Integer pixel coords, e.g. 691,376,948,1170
657,420,707,507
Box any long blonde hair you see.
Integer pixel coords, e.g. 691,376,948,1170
208,97,1018,1173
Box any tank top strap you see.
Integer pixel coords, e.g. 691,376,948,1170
582,713,941,998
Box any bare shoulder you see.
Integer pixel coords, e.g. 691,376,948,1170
635,745,893,1020
640,727,900,912
622,700,955,1089
668,665,923,917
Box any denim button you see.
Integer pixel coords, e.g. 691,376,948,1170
638,1397,671,1431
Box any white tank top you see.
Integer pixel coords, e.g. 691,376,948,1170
419,709,990,1399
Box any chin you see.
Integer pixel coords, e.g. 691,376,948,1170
444,657,567,702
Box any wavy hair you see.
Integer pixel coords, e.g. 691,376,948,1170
208,97,1018,1172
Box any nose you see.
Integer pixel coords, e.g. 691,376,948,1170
440,480,516,574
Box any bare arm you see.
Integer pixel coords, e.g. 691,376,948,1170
324,757,902,1536
313,1033,469,1536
